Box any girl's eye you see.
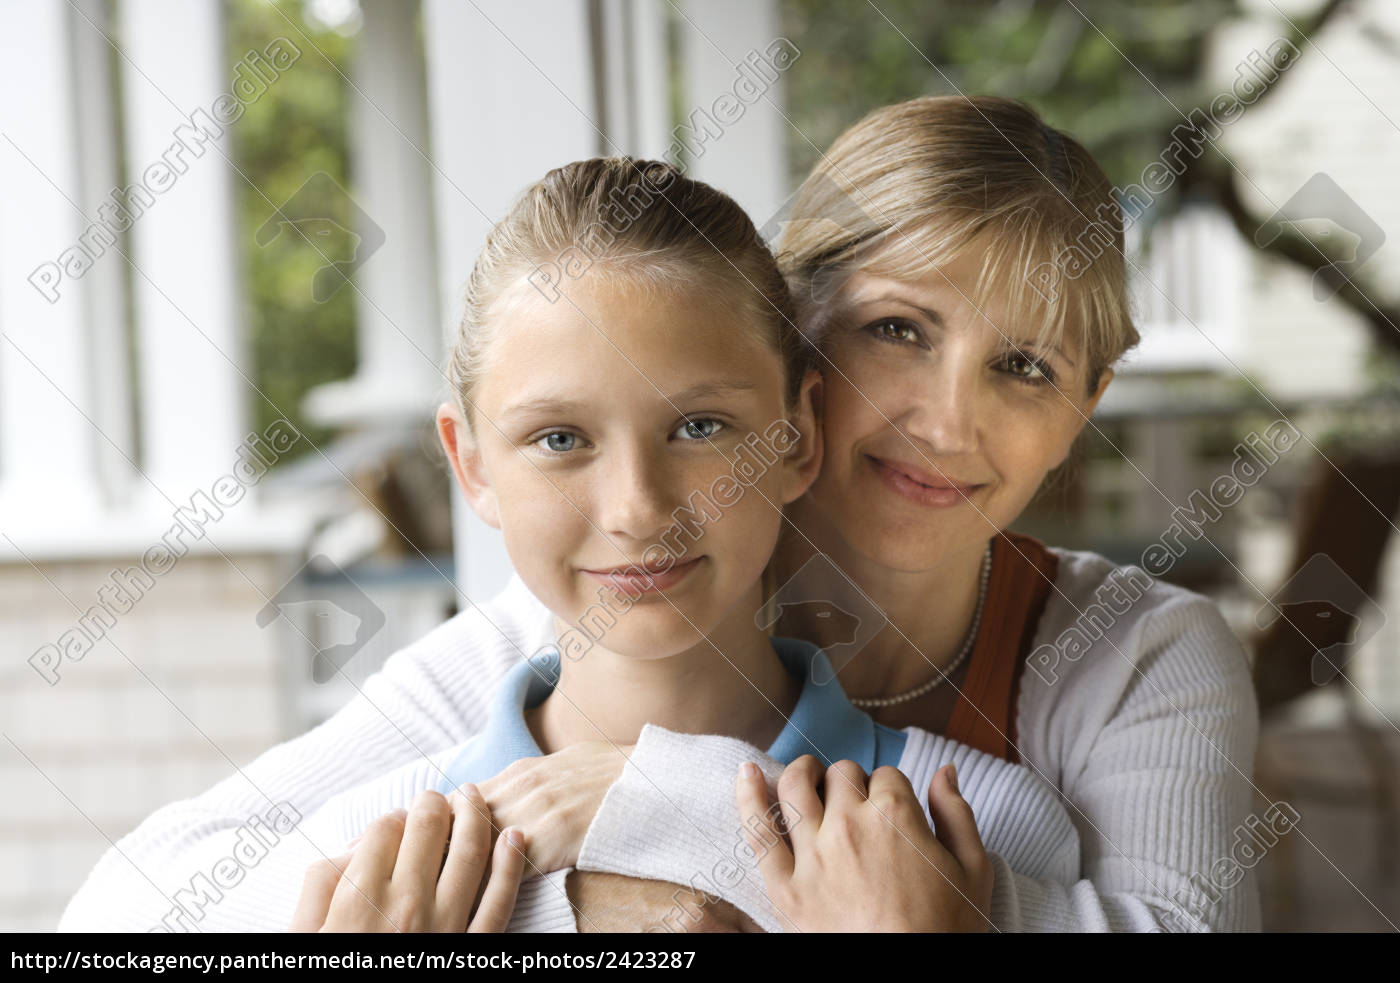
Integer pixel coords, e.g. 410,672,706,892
866,318,922,345
1000,350,1056,386
534,431,581,454
674,418,724,441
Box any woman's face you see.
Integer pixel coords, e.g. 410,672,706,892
440,276,819,660
800,245,1113,572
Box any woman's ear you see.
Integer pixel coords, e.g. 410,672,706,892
1050,367,1116,470
1084,366,1114,417
779,369,824,506
436,402,502,530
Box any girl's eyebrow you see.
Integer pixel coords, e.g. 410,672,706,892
498,395,587,419
662,380,758,403
499,380,758,419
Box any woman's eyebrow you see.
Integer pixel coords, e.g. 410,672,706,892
858,293,1079,369
856,293,947,328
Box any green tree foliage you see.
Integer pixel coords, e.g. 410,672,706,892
227,0,357,460
780,0,1242,189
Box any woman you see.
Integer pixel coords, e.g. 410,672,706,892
563,95,1260,932
57,96,1258,933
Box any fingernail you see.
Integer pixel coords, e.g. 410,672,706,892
740,762,760,781
506,827,524,847
947,764,960,795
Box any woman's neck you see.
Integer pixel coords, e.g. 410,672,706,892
775,496,991,700
527,583,802,754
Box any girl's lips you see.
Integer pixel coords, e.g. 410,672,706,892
866,455,984,509
582,556,705,597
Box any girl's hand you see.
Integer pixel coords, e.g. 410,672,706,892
289,785,526,933
736,756,993,932
474,741,631,873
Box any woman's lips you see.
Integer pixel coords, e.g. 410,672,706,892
866,454,985,508
581,556,705,597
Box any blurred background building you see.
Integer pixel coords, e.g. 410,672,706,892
1,0,1396,932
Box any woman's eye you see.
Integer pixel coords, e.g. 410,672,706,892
674,418,724,441
534,431,580,453
1001,351,1055,386
867,319,921,344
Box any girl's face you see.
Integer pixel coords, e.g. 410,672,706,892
801,243,1113,572
439,276,820,660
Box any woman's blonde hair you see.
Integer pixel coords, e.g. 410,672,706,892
446,157,814,428
776,95,1139,395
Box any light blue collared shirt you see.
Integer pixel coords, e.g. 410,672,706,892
435,636,906,794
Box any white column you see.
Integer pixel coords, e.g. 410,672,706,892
423,0,599,602
597,0,673,159
303,0,443,429
631,0,674,160
118,0,246,499
71,0,138,508
0,0,102,520
676,0,788,224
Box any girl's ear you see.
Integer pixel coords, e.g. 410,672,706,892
779,369,824,506
436,402,502,530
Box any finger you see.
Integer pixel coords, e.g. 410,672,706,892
288,852,352,932
467,828,527,933
342,809,407,888
865,765,920,819
774,755,825,853
392,790,455,907
927,765,986,875
437,784,495,931
822,759,869,813
735,761,794,887
328,810,407,930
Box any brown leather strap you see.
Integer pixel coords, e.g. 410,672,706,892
944,531,1059,763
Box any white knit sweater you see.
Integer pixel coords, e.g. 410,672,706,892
56,547,1260,933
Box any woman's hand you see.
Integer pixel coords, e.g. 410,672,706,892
289,785,526,933
474,741,631,874
736,757,993,932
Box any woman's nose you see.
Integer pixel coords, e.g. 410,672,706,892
902,361,979,457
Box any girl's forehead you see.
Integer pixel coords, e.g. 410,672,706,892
479,277,786,406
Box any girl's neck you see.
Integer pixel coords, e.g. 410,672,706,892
527,583,802,754
775,496,991,699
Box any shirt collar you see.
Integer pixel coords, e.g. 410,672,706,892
456,635,880,784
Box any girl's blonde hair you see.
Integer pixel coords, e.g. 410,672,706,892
776,95,1139,395
446,157,814,428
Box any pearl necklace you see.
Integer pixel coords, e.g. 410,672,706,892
849,542,993,709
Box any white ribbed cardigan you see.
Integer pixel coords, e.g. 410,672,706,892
56,547,1261,933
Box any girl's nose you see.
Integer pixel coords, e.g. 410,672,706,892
596,448,675,543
